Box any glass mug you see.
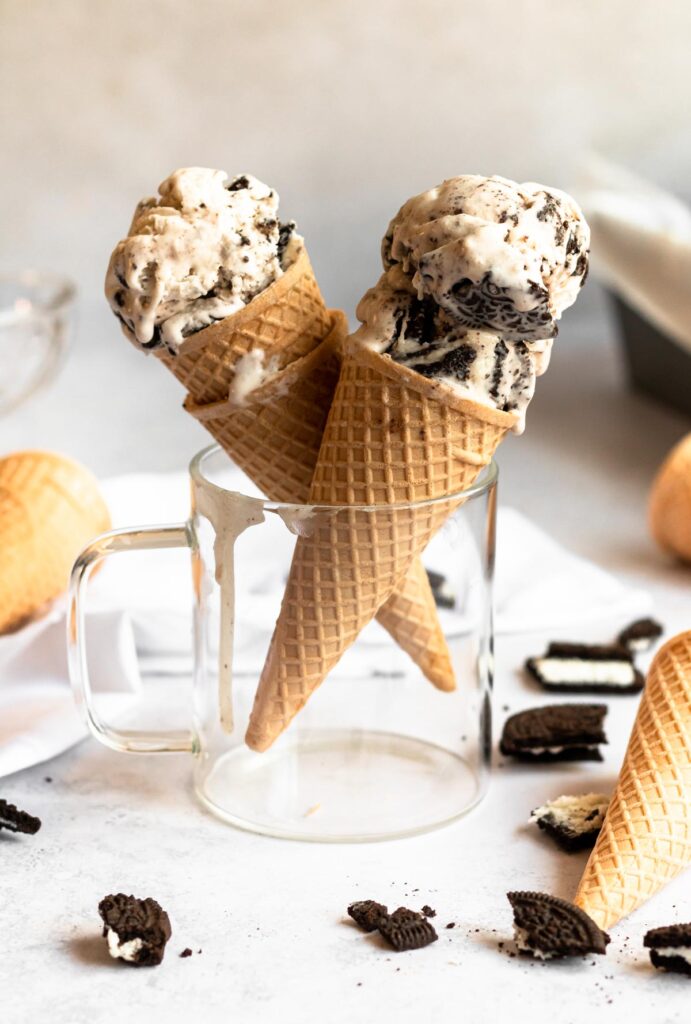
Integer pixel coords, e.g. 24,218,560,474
68,445,497,842
0,271,74,415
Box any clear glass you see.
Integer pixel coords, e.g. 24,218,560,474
69,445,497,842
0,270,75,415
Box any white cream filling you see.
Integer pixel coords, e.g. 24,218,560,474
107,928,144,962
514,926,555,960
534,657,635,686
626,637,653,653
653,947,691,965
530,793,609,832
526,744,600,755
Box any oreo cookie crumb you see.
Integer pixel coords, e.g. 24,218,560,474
98,894,172,967
422,905,436,918
0,799,41,835
507,891,609,959
378,908,438,952
446,922,456,930
347,900,388,933
180,948,193,958
277,221,296,267
226,175,250,192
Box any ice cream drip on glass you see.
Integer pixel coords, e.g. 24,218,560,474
355,174,589,432
105,167,302,353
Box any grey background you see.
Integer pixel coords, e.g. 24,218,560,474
2,0,690,563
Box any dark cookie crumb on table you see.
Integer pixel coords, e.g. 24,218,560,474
0,799,41,835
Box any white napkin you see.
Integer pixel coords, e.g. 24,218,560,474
578,155,691,355
0,611,140,778
0,469,649,778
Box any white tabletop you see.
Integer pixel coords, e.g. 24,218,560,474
3,288,691,1023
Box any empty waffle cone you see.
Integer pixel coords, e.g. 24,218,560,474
184,312,455,695
0,451,110,634
649,433,691,564
574,631,691,930
245,340,515,752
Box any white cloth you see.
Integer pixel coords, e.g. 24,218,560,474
579,154,691,355
0,469,650,778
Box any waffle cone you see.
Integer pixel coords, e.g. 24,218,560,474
184,313,455,693
0,451,110,634
574,631,691,930
649,433,691,564
245,341,514,751
155,247,332,406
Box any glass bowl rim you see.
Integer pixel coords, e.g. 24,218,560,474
0,269,76,323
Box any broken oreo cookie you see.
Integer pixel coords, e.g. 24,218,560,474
378,907,438,952
530,793,609,852
98,894,172,967
644,924,691,976
526,642,644,695
617,618,663,654
0,799,41,835
347,900,388,933
425,569,456,610
499,704,608,762
507,891,609,960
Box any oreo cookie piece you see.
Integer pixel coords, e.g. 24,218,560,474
426,569,456,610
499,704,608,762
525,642,644,695
0,799,41,835
507,891,609,959
618,618,663,654
644,924,691,976
530,793,609,852
378,907,438,952
347,900,388,933
98,894,172,967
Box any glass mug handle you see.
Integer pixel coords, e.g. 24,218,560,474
67,524,197,755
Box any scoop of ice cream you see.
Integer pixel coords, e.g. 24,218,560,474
105,168,302,352
381,175,589,342
354,276,551,431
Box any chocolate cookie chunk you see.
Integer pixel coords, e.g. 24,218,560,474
0,799,41,835
425,569,456,610
644,924,691,976
617,618,663,654
507,891,609,959
347,900,388,933
530,793,609,852
526,642,644,695
499,704,608,762
99,894,172,967
378,908,438,952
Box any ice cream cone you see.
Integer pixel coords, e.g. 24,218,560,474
245,340,515,751
649,433,691,564
574,631,691,930
0,451,110,634
155,247,332,406
184,312,456,694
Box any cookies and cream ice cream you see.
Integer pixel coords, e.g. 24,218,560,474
105,167,301,353
355,280,541,430
382,175,589,341
354,175,589,431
